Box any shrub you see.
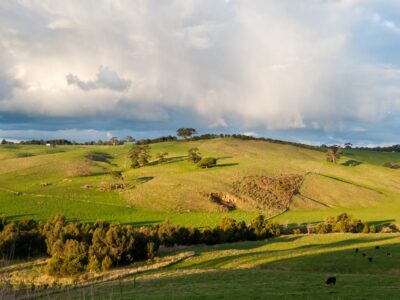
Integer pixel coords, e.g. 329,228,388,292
380,226,393,233
188,148,201,163
362,222,370,233
292,228,301,235
197,157,217,168
369,225,377,233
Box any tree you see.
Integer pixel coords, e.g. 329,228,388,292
125,136,135,143
1,139,6,145
128,145,151,168
326,147,341,163
344,142,353,149
188,147,201,163
156,152,168,163
197,157,217,168
109,137,119,146
177,128,197,140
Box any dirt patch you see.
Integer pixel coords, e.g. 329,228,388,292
200,192,239,212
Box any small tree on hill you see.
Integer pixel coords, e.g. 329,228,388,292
326,147,341,163
128,145,151,168
177,128,197,140
188,147,202,163
109,137,119,146
156,152,168,163
125,136,135,143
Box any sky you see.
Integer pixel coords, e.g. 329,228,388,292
1,0,400,146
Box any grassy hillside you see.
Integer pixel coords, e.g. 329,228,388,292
52,233,400,299
0,138,399,227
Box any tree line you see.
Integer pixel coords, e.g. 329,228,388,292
0,213,395,277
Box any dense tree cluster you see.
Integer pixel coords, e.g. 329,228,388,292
0,213,391,278
135,136,178,145
308,213,369,234
354,144,400,153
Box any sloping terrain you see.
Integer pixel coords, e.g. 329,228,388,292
0,138,399,226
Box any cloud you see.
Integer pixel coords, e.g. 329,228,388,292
66,66,131,91
0,0,400,144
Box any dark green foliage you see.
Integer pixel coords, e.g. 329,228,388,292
0,219,46,259
247,215,280,240
197,157,217,168
0,212,377,277
46,239,89,277
188,147,202,163
177,128,197,139
0,215,6,231
200,227,220,245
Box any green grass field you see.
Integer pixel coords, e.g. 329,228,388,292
2,139,400,299
1,139,399,227
51,233,400,299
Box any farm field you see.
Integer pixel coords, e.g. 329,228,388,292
1,139,400,299
48,233,400,300
0,138,400,227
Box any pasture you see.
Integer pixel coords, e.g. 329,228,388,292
0,138,400,227
49,233,400,299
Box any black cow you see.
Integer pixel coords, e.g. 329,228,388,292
326,277,336,286
368,257,373,262
387,252,391,256
355,248,359,253
375,246,380,249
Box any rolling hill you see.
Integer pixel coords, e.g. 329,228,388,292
1,138,399,227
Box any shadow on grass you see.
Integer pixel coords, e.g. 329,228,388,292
147,156,187,166
182,235,399,270
342,160,363,167
136,176,154,183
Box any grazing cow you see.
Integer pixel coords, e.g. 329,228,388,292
368,257,373,262
375,246,380,249
326,277,336,286
355,248,359,253
387,252,391,256
362,253,367,257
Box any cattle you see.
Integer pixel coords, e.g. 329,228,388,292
326,277,336,286
387,252,391,256
368,257,373,262
362,253,367,257
375,246,380,249
355,248,359,253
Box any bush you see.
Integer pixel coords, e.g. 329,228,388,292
197,157,217,168
292,228,302,235
369,225,377,233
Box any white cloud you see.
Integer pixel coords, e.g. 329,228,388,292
0,0,400,138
